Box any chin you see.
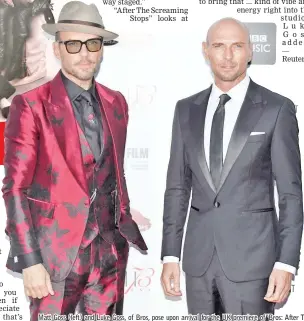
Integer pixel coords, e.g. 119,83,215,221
222,76,239,82
74,71,95,81
217,71,240,82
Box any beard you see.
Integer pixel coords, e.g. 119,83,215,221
64,58,100,81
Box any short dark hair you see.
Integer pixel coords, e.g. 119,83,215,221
55,32,60,41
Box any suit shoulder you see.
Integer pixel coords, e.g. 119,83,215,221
16,80,51,106
175,88,210,113
177,89,207,105
97,82,124,100
256,82,294,107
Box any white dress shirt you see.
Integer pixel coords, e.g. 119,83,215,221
163,75,296,275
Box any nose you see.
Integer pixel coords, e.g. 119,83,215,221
224,46,233,60
79,42,89,57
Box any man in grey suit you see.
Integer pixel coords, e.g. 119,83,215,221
160,18,303,315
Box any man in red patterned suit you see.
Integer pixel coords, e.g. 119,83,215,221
2,1,147,319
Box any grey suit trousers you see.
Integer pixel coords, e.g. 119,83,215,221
185,247,275,315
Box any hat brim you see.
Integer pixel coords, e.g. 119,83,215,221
42,23,118,40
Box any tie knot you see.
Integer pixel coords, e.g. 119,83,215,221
219,94,231,106
80,90,92,105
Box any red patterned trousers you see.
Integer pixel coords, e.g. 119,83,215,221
29,229,129,320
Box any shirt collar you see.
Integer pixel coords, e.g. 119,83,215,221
60,70,98,102
210,74,250,103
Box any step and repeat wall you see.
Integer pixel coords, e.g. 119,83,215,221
0,0,303,318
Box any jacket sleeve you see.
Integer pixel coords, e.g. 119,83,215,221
2,94,43,270
161,102,192,259
271,98,303,270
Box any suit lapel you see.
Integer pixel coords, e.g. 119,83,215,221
95,83,123,166
190,86,216,193
216,80,265,192
43,72,89,195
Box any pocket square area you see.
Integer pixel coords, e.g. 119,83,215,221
250,132,265,136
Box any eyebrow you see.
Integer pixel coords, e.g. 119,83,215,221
211,41,247,45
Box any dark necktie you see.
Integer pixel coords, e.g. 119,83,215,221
79,90,101,158
80,91,98,129
209,93,231,188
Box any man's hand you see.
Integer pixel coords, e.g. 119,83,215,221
23,263,54,299
264,269,293,303
161,262,182,296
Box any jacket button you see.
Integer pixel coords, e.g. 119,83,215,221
214,201,220,208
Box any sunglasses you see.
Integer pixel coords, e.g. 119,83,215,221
57,37,103,54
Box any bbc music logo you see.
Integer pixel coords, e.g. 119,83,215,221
245,23,276,65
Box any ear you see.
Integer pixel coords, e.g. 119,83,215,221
248,42,253,63
53,42,61,60
202,41,209,62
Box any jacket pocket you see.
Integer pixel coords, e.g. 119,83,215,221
247,134,266,143
27,197,56,219
190,205,200,212
242,207,274,214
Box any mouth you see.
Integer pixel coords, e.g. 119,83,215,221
221,65,236,70
77,62,93,67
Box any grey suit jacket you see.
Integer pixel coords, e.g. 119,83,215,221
161,79,303,282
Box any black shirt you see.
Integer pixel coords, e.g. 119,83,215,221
60,70,102,159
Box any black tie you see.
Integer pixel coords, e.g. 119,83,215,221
209,93,231,188
80,91,98,129
79,90,101,157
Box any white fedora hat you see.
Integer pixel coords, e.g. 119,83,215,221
42,1,118,40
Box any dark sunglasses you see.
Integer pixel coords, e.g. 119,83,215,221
57,37,103,54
